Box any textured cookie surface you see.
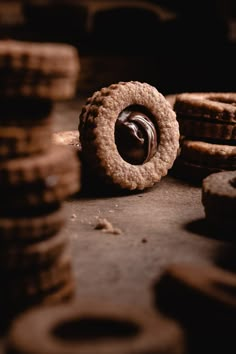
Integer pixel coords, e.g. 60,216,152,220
0,39,80,76
174,92,236,122
79,81,179,190
202,170,236,216
0,39,80,99
0,204,66,241
180,139,236,169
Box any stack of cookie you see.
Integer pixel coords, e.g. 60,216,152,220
171,92,236,184
0,39,81,328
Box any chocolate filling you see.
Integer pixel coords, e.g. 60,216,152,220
115,105,158,165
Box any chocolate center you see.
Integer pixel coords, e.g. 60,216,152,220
115,105,158,165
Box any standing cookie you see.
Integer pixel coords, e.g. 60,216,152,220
79,81,179,191
201,170,236,235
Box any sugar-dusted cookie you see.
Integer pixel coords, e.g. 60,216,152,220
79,81,179,190
6,299,185,354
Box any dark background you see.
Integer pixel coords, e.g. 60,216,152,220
0,0,235,95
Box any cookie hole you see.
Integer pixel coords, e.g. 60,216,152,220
53,317,140,342
230,177,236,188
115,104,158,165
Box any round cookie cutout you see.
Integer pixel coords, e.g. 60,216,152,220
6,299,185,354
79,81,179,190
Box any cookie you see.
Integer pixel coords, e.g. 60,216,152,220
0,39,80,76
170,139,236,183
0,145,81,211
0,122,53,159
174,92,236,123
0,270,76,331
174,92,236,141
201,170,236,232
0,203,66,241
153,262,236,353
79,81,179,190
52,130,81,154
170,157,225,185
178,118,236,141
1,250,73,299
6,299,185,354
180,139,236,168
0,39,80,100
0,230,68,271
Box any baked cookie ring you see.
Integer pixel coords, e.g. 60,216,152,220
174,92,236,122
202,171,236,232
0,231,68,271
171,158,225,184
2,251,73,299
0,204,66,241
180,139,236,169
153,262,236,352
79,81,179,190
6,299,185,354
0,123,53,159
178,118,236,141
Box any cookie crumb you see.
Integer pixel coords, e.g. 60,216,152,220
94,218,122,235
70,214,77,220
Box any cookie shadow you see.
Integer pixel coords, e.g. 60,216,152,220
185,218,236,243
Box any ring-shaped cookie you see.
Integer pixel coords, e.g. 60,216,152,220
79,81,179,190
174,92,236,122
6,299,185,354
202,170,236,217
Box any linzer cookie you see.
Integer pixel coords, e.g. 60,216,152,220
0,145,81,211
1,250,72,299
0,122,53,159
174,92,236,141
6,299,185,354
153,262,236,353
0,204,65,241
171,92,236,184
0,231,68,271
79,81,179,190
174,92,236,122
202,170,236,234
0,39,80,100
171,139,236,184
0,97,54,159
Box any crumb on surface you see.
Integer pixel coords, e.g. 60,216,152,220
94,218,122,235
